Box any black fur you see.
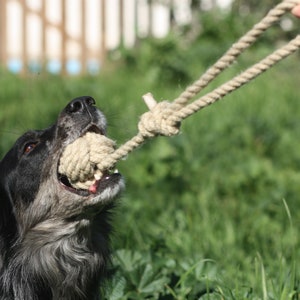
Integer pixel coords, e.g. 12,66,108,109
0,97,124,299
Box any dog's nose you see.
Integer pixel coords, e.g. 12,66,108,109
66,96,96,113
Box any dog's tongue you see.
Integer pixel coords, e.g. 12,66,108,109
87,170,105,193
87,171,113,194
88,180,99,194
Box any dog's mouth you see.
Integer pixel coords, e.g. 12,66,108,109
57,126,124,199
58,169,122,197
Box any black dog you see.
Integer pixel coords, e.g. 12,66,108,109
0,97,125,299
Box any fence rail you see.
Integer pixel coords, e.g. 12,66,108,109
0,0,185,75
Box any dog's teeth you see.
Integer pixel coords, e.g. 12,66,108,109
93,169,118,181
94,173,101,180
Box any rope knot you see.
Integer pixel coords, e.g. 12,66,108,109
56,0,300,191
138,96,181,138
58,132,116,189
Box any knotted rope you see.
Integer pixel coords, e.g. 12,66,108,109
59,0,300,190
58,132,116,189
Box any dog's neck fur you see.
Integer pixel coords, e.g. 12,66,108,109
1,214,112,300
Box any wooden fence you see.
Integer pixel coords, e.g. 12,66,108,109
0,0,184,75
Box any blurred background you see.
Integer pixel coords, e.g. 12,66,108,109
1,0,300,299
0,0,297,75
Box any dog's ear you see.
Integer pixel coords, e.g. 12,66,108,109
0,151,17,246
0,189,18,254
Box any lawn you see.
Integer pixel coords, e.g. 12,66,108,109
0,44,300,299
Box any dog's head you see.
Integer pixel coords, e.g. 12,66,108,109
0,96,124,240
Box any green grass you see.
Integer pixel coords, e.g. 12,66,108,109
0,48,300,299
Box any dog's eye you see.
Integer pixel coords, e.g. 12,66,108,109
23,142,38,154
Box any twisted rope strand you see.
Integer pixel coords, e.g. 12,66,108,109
98,36,300,171
95,1,300,172
95,35,300,172
171,35,300,122
59,0,300,187
95,133,146,171
173,0,300,108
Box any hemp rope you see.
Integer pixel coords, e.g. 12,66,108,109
59,0,300,189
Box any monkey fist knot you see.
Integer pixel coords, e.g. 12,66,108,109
58,132,116,189
138,101,181,138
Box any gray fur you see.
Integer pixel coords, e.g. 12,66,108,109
0,97,124,299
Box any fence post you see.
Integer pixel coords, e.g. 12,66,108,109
100,0,106,62
148,0,153,37
20,0,27,75
119,0,124,47
61,0,67,75
81,0,86,74
41,0,47,72
0,0,7,67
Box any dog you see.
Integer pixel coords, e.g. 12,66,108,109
0,96,125,299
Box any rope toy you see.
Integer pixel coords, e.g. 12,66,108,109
59,0,300,190
58,132,116,189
